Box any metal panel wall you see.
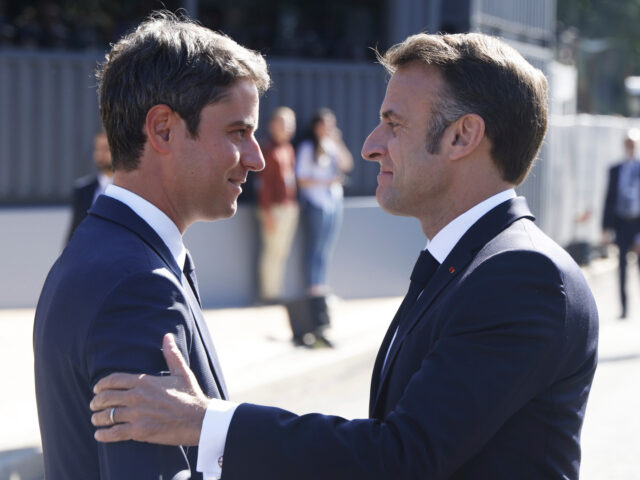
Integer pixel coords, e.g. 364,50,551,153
0,52,387,204
0,49,103,204
541,115,640,247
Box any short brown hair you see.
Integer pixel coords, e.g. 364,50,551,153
379,33,548,185
97,10,270,171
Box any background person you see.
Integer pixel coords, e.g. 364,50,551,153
256,106,298,303
296,108,353,296
602,128,640,318
66,130,113,243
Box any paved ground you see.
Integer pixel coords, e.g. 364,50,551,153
1,256,639,479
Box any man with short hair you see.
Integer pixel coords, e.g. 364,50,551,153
90,32,598,480
602,129,640,318
34,11,269,480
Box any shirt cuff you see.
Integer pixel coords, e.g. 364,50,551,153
197,398,239,479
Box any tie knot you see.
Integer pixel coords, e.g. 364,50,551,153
183,250,195,275
410,250,439,286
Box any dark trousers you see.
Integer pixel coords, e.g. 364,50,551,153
615,217,640,313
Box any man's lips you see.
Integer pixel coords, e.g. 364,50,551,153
228,177,247,187
377,168,392,185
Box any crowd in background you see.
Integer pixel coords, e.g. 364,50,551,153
256,107,352,306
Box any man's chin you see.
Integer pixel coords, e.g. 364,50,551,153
202,201,238,222
375,191,410,218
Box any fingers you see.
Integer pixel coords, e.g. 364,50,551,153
94,372,145,394
162,333,191,378
90,389,134,412
94,423,134,443
91,405,130,427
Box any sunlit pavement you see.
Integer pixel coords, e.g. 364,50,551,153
1,256,639,479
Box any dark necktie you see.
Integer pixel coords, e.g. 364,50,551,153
183,250,201,306
401,249,440,316
380,250,439,380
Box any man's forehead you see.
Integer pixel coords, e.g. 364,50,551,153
380,65,442,115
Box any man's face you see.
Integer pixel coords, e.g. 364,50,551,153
361,64,451,221
173,79,264,223
93,133,112,172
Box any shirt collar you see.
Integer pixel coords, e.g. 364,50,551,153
426,189,517,263
104,184,187,270
97,172,113,190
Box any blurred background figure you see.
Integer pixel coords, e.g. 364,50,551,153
256,107,298,303
66,131,112,243
602,128,640,318
297,108,353,298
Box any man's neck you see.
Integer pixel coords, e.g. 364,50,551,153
421,181,514,240
112,170,188,234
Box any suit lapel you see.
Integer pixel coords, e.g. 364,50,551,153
369,302,407,415
90,196,182,278
89,196,228,398
180,272,229,398
371,197,535,416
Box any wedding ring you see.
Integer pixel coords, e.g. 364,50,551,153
109,407,116,425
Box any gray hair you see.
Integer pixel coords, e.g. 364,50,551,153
379,33,548,185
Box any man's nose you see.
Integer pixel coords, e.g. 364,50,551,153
361,124,385,162
243,135,265,172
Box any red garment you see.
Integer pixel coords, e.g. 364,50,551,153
258,139,297,209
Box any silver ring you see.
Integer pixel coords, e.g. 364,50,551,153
109,407,116,425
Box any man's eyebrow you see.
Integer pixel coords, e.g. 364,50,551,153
380,109,404,121
227,120,256,129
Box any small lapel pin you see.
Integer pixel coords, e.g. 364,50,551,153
449,266,456,274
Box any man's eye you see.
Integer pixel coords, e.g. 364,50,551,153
232,129,247,140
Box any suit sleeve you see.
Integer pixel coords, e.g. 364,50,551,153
86,270,195,480
220,251,568,480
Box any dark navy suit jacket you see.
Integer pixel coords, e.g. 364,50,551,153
221,197,598,479
34,195,227,479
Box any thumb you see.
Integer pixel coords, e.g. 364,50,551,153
162,333,191,378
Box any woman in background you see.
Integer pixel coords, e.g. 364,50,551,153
297,108,353,300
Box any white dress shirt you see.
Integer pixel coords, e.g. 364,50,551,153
196,188,517,479
103,184,186,270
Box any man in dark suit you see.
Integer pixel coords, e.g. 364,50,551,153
34,11,269,480
602,130,640,318
66,131,113,243
90,33,599,479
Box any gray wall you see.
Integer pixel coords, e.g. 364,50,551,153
0,199,425,309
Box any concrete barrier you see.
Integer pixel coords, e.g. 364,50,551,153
0,197,425,308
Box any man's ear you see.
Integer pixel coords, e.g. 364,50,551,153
443,113,485,161
145,104,176,155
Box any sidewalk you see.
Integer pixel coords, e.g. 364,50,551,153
1,258,640,479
